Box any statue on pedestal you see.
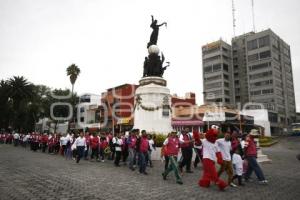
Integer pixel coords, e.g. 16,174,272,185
147,15,167,48
143,15,170,78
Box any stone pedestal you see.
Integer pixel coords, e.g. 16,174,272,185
133,77,172,135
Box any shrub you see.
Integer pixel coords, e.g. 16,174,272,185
153,133,167,147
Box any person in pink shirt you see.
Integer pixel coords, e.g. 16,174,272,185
137,130,149,175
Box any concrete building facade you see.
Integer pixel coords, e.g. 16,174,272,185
202,29,297,133
202,40,235,105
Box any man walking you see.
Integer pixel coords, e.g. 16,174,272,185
179,128,194,173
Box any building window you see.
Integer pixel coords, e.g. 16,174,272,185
213,64,222,72
262,89,274,94
248,53,259,62
259,51,271,59
247,39,258,50
249,62,271,71
205,82,222,89
258,36,270,48
204,75,222,82
204,66,212,73
80,117,84,122
80,107,85,113
250,80,273,87
250,90,261,96
223,64,229,71
80,95,91,103
249,71,272,80
203,55,221,64
224,74,229,80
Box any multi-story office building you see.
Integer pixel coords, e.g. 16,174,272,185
234,29,296,131
202,40,235,105
202,29,297,132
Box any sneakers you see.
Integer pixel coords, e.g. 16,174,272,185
162,173,167,180
129,167,135,171
230,183,238,187
176,180,183,185
259,180,268,185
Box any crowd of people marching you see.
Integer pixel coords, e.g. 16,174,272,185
0,126,268,190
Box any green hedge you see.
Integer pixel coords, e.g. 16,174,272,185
153,134,167,147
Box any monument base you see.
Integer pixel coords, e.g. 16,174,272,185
133,77,172,135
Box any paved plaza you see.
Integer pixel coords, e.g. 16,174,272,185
0,137,300,200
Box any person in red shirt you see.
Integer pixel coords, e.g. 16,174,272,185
48,133,55,154
41,133,48,153
90,133,100,161
244,130,268,184
137,130,149,175
99,135,108,162
127,129,138,171
162,131,182,184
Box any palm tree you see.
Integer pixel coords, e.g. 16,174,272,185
7,76,34,111
6,76,34,131
66,64,81,96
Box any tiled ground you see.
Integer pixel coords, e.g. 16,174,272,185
0,136,300,200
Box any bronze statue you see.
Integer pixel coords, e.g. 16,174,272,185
147,15,167,48
143,15,169,78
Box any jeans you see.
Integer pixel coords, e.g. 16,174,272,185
163,156,182,182
114,151,121,166
42,142,47,153
91,148,99,160
128,148,136,169
99,148,105,160
138,152,147,173
164,156,170,171
245,156,266,181
147,150,153,166
179,147,193,171
84,145,89,159
76,146,85,163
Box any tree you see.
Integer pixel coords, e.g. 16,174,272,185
66,64,81,96
0,80,12,129
6,76,35,131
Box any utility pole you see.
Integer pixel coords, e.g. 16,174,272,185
232,0,236,37
251,0,256,32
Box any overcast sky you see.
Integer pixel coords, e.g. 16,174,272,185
0,0,299,111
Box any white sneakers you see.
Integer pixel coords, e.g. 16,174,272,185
230,183,238,187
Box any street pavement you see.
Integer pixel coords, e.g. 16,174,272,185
0,137,300,200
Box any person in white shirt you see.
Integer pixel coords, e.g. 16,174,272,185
75,132,86,163
148,134,156,168
13,132,20,146
112,133,123,167
232,148,244,186
198,128,228,191
216,132,236,187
